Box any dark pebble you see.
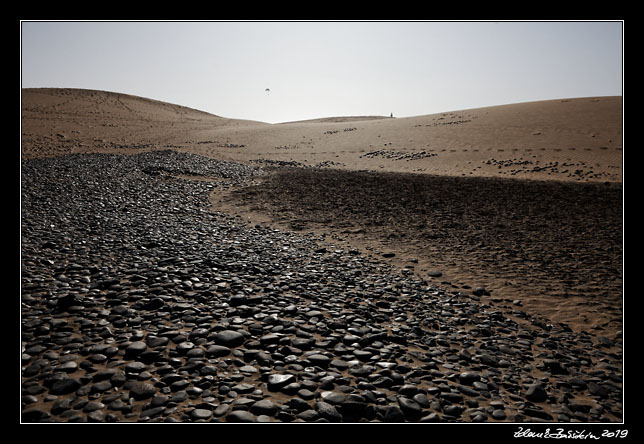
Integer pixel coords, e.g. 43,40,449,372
128,381,157,400
50,378,82,395
525,383,548,403
226,410,256,423
213,330,245,347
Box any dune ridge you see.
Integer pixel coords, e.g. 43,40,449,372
22,88,622,183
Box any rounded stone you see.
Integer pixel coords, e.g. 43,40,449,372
307,354,331,367
205,345,231,357
54,361,78,373
226,410,256,423
50,378,82,395
250,399,280,416
128,381,157,400
191,409,213,420
525,383,548,403
125,341,147,356
315,401,342,422
267,374,296,390
83,401,105,413
213,330,245,347
398,396,422,415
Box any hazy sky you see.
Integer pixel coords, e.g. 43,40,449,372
21,21,623,124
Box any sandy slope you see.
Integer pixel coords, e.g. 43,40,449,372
21,88,268,158
22,88,622,183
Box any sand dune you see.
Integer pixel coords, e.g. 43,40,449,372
22,88,622,182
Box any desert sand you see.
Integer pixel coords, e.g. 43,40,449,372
21,88,623,423
22,88,622,182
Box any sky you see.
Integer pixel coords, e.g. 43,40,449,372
21,21,623,124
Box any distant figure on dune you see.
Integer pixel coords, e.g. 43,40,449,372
390,112,394,118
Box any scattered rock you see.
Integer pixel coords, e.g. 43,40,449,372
49,378,82,395
315,401,342,422
19,151,623,423
128,382,157,400
250,399,280,416
525,383,548,403
213,330,245,347
226,410,256,423
268,374,296,391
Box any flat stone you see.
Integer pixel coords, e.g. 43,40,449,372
412,393,431,408
146,336,169,348
398,384,420,397
297,409,320,421
51,397,74,415
205,345,231,357
22,408,49,422
382,405,406,422
419,412,441,422
240,365,258,374
329,359,349,370
214,404,230,417
479,354,500,368
459,371,481,385
353,350,372,362
91,380,112,393
151,395,171,407
398,396,422,416
125,341,147,356
259,333,282,345
141,406,165,419
473,381,489,391
443,405,464,418
291,337,315,350
232,383,255,394
588,382,609,398
176,341,195,354
568,377,588,389
83,401,105,413
321,391,346,405
50,378,82,395
226,410,256,423
305,310,323,318
128,381,157,400
191,408,213,420
54,361,78,373
297,389,316,400
213,330,245,347
268,374,296,391
307,354,331,367
250,399,280,416
315,401,342,422
525,383,548,403
523,407,553,421
88,410,106,422
457,384,479,397
544,359,569,375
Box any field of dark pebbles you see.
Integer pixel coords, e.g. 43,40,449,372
21,151,623,423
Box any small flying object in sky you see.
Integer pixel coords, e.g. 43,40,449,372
265,88,271,94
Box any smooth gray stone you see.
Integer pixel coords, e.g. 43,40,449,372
226,410,256,423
